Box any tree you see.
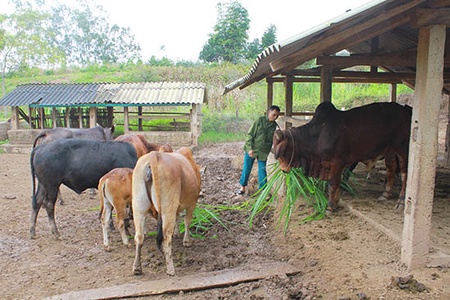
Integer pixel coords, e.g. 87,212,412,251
48,0,141,66
0,5,63,96
245,24,277,61
261,24,277,48
199,1,250,63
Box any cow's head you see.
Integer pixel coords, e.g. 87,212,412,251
272,129,294,173
103,124,115,141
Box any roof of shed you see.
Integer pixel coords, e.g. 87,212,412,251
224,0,450,94
0,82,206,107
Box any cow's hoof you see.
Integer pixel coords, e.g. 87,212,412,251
133,267,142,276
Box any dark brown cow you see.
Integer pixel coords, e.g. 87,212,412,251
272,101,412,211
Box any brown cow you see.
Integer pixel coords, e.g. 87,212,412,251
98,168,133,251
115,133,173,158
132,147,201,276
272,101,411,211
97,144,173,250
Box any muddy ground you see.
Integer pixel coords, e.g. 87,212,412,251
1,141,450,300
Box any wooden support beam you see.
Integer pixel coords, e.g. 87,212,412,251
284,75,294,128
413,8,450,27
320,65,332,102
266,78,274,113
89,107,97,128
401,25,446,271
123,107,129,133
317,54,417,68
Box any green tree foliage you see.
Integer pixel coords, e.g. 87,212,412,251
48,0,141,66
199,1,250,63
245,24,277,61
0,2,63,95
261,24,277,48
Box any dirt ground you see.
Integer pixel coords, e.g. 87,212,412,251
1,140,450,300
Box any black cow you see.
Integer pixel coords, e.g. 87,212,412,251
272,101,412,211
30,139,138,239
32,124,115,148
32,124,115,204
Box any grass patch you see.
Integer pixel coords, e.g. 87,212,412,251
199,131,246,144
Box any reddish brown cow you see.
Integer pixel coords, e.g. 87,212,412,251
272,102,411,211
115,133,173,158
132,147,201,276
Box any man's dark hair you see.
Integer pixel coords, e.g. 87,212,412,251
269,105,281,112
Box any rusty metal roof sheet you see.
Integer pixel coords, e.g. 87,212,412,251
0,82,206,107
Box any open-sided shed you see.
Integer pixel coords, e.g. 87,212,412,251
0,81,206,148
225,0,450,271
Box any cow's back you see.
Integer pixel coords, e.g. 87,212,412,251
316,102,411,165
32,139,138,194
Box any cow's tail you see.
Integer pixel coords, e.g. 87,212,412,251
156,214,163,252
32,132,46,149
98,178,107,220
144,161,163,253
30,148,38,210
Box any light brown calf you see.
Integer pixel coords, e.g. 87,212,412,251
98,168,133,251
132,147,201,276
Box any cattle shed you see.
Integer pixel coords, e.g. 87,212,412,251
0,81,206,149
225,0,450,271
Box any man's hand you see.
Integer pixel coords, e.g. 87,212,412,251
248,150,254,158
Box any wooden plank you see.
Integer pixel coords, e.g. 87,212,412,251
46,262,300,300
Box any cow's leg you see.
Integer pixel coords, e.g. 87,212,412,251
379,153,396,201
162,214,176,276
89,188,97,199
57,189,65,205
43,188,60,239
132,196,150,275
327,166,343,212
395,154,408,209
183,206,195,247
116,202,130,247
102,199,113,251
30,185,45,239
132,210,145,275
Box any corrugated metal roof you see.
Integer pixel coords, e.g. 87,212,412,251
0,82,206,107
223,0,450,94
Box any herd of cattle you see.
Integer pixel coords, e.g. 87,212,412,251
27,101,413,275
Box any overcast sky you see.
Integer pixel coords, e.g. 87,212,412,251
6,0,374,61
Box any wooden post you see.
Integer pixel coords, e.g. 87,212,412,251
89,107,97,128
390,84,397,102
124,106,129,133
78,107,83,128
401,25,446,271
266,78,274,113
190,104,200,146
138,106,143,131
320,65,332,103
39,108,44,129
284,75,293,128
10,107,19,130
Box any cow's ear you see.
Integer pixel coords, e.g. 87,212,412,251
274,130,283,141
110,124,115,134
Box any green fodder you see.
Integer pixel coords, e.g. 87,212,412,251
248,163,357,232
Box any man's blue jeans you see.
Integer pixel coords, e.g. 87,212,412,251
239,152,267,189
